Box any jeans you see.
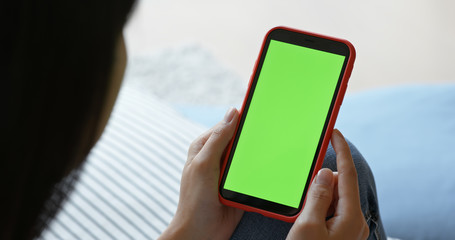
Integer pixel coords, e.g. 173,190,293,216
230,141,387,240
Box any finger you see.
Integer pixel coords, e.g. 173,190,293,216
331,129,361,212
298,168,334,226
326,172,339,218
193,108,239,170
187,128,214,161
187,108,238,161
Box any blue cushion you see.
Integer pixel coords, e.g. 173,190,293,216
336,84,455,239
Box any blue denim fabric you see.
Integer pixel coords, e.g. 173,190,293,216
230,141,387,240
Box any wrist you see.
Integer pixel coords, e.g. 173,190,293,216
159,224,187,240
159,217,197,240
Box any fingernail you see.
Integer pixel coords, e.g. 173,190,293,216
316,169,333,186
332,128,342,138
223,107,236,123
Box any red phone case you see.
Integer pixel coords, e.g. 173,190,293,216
219,26,356,223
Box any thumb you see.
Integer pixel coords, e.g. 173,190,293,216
194,107,239,168
298,168,334,225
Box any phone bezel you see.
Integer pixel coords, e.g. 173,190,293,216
219,27,353,218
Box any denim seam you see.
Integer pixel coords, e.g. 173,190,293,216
365,210,382,240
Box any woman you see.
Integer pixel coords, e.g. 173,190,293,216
2,0,385,239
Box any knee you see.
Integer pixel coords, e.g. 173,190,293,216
322,143,337,170
322,139,371,175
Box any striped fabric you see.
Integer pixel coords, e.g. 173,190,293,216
40,86,207,239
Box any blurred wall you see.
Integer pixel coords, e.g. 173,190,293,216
124,0,455,93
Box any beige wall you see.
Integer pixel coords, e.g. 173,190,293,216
125,0,455,93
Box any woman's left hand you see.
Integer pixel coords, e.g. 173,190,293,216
159,107,243,240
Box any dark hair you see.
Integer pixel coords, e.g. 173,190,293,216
1,1,135,239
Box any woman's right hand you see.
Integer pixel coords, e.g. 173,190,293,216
286,129,369,240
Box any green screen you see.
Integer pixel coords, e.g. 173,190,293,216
223,40,345,208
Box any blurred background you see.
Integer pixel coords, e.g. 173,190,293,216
124,0,455,94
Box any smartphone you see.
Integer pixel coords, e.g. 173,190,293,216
218,26,355,222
